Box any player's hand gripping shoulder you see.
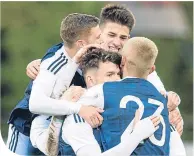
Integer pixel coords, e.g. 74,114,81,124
132,109,160,140
26,59,41,80
60,86,86,102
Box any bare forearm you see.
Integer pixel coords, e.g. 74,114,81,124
45,116,65,156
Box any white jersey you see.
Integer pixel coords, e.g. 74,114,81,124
147,71,166,92
29,45,82,116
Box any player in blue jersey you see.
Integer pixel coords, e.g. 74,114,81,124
6,13,102,155
60,37,186,156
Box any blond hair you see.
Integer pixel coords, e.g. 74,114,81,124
122,37,158,77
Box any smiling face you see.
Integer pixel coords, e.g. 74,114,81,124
100,22,130,52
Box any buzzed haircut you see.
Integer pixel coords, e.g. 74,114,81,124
100,4,135,32
123,37,158,76
60,13,99,48
80,47,122,76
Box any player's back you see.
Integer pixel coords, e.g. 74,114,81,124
100,77,171,155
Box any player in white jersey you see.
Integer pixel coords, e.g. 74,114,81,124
60,38,186,156
6,13,103,155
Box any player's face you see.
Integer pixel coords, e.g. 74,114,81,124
87,25,101,44
95,61,121,84
100,22,129,52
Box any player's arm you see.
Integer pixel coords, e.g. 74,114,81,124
64,110,160,156
30,86,104,155
147,70,166,92
29,51,81,115
45,116,65,156
45,86,86,156
29,44,101,115
148,71,184,135
169,125,186,156
30,86,85,155
98,116,160,156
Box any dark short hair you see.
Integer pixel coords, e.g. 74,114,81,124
60,13,99,48
100,4,135,32
80,47,122,76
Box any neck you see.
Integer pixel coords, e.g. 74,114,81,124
122,67,147,80
64,45,78,59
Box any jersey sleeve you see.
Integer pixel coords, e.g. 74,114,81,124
76,84,104,109
147,71,166,93
62,115,100,154
169,126,186,156
29,47,81,115
39,48,79,98
73,120,147,156
30,115,50,154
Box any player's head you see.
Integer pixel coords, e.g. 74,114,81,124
99,4,135,52
121,37,158,79
80,48,121,88
60,13,101,49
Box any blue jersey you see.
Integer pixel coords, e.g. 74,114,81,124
100,78,170,155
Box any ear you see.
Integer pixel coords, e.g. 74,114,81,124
149,65,156,74
120,56,126,68
86,75,96,88
76,40,87,49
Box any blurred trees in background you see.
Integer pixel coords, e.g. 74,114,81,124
1,2,193,142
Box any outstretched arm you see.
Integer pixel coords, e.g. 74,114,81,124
63,112,160,156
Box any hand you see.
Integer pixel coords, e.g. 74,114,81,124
60,86,86,102
167,91,181,111
169,109,183,136
133,109,160,140
72,44,101,64
26,59,41,80
175,119,184,136
78,105,104,128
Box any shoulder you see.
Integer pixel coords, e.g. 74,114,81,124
40,43,70,75
41,42,64,62
85,84,104,97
